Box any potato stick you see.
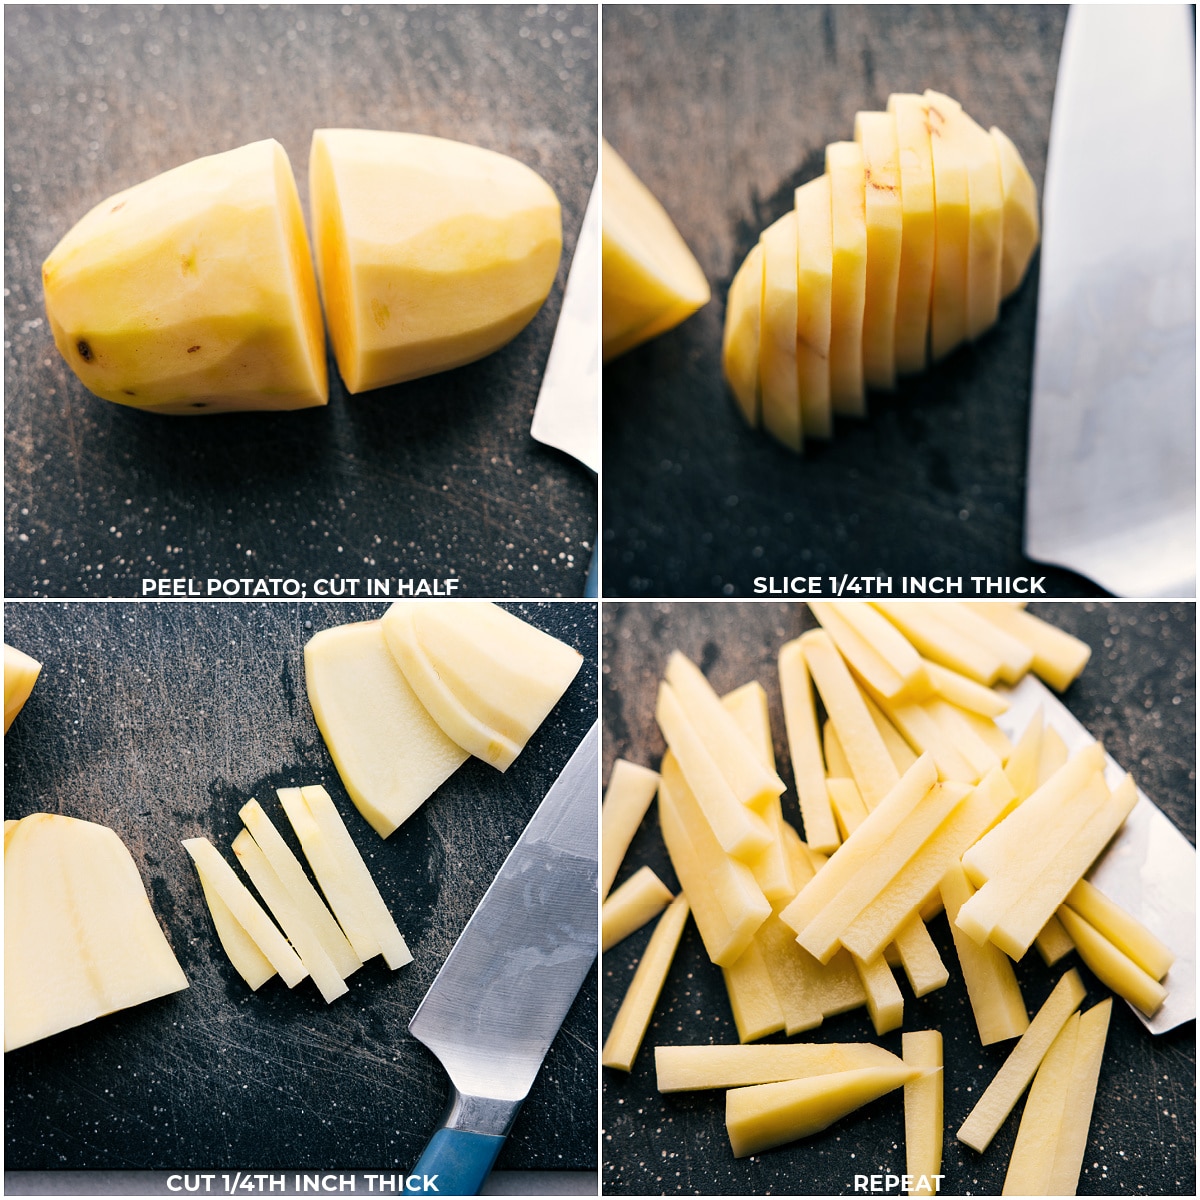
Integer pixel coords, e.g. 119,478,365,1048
753,914,826,1035
656,681,773,860
1034,914,1075,966
810,600,907,699
903,1031,944,1193
299,786,412,969
797,780,965,964
962,742,1106,885
1003,707,1043,803
182,837,307,988
1036,725,1069,785
872,693,977,782
831,601,930,697
956,968,1086,1152
922,697,1002,779
852,951,904,1035
658,760,769,966
988,775,1138,960
965,603,1091,692
802,629,900,806
665,651,786,806
780,638,840,852
892,915,949,997
1065,877,1175,981
601,759,661,899
279,788,381,963
925,660,1009,717
1002,1013,1080,1195
195,868,276,990
861,691,920,772
232,830,348,1003
940,862,1029,1045
828,776,869,841
779,754,937,940
923,602,1033,684
722,939,786,1042
657,1041,902,1092
873,602,1004,684
1046,1000,1112,1195
837,775,987,963
602,866,674,952
1058,906,1167,1017
602,894,690,1071
959,707,1013,763
722,681,776,770
824,720,853,778
239,799,361,979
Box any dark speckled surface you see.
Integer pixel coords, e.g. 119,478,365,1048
4,600,597,1173
4,5,597,597
601,602,1195,1195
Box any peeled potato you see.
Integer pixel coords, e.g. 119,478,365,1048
4,644,41,734
723,93,1039,452
42,140,327,414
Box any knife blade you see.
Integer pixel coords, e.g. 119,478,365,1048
532,177,599,596
408,722,599,1195
994,675,1195,1033
1025,4,1196,597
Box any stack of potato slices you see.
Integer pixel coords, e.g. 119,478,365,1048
602,602,1177,1187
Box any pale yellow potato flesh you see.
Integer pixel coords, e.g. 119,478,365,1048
824,720,854,779
810,601,908,700
305,619,468,838
834,601,931,699
1036,725,1070,785
722,940,786,1043
873,602,1004,686
965,603,1092,692
722,241,764,427
871,692,978,784
721,682,777,770
4,644,41,734
927,602,1033,685
749,915,825,1036
922,697,1001,780
1046,999,1112,1195
779,638,840,852
826,140,868,415
887,94,936,374
195,869,276,991
43,139,327,413
960,706,1013,763
860,692,921,773
726,1066,921,1157
957,968,1086,1152
794,175,834,438
6,815,188,1051
602,139,710,360
310,129,560,391
602,865,674,952
601,760,662,900
892,915,949,997
991,126,1041,299
656,1042,902,1092
1064,877,1175,980
1002,1012,1079,1195
902,1030,944,1194
298,785,412,969
1033,914,1076,967
925,660,1010,718
940,862,1029,1046
1003,707,1044,803
602,894,690,1071
854,110,903,390
828,776,868,841
1058,905,1167,1017
923,92,971,359
758,211,803,451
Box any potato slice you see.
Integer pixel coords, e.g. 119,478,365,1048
1057,906,1167,1017
601,760,662,900
6,815,188,1051
964,604,1092,692
1046,999,1112,1195
656,1042,902,1092
602,866,673,952
195,870,276,991
722,940,787,1043
810,601,908,701
957,968,1086,1152
826,140,868,415
1036,725,1070,785
873,602,1003,685
903,1031,944,1194
310,129,560,391
305,619,468,837
855,111,903,390
794,175,834,438
721,681,776,770
750,915,825,1036
779,639,840,852
925,661,1009,718
602,894,690,1071
892,915,949,997
860,692,921,773
758,212,803,451
828,776,868,841
854,950,905,1035
991,126,1041,299
834,601,931,699
4,644,41,734
871,693,977,784
1004,707,1044,803
824,720,853,779
722,241,764,427
923,94,971,359
924,602,1033,685
1064,877,1175,981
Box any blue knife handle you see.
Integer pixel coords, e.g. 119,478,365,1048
411,1127,506,1196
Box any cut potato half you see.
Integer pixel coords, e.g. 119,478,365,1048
4,644,41,734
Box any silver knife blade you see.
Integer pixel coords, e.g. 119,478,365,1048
994,675,1195,1033
531,177,599,474
409,723,598,1105
1025,4,1196,597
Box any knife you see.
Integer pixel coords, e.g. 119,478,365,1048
408,722,599,1195
1025,4,1196,597
994,675,1195,1033
532,177,600,597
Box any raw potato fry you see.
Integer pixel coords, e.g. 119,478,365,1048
196,870,276,991
602,866,674,952
926,660,1009,717
922,697,1002,779
834,602,931,698
828,776,868,839
1033,914,1076,967
656,1042,903,1092
860,692,920,772
1036,725,1069,785
602,894,690,1071
903,1031,943,1194
810,601,907,700
722,682,777,770
873,602,1003,685
1002,1012,1080,1195
779,639,840,852
925,602,1033,685
939,862,1029,1046
752,915,825,1035
824,720,853,779
601,760,662,899
725,1066,922,1157
956,968,1086,1152
959,706,1012,763
872,692,977,783
853,950,904,1035
965,603,1091,692
722,940,787,1042
1003,707,1043,802
1046,999,1112,1195
1064,877,1175,981
892,915,949,997
1057,905,1167,1017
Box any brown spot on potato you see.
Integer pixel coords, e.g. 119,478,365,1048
187,345,201,353
76,339,93,362
110,202,125,213
371,299,390,330
123,389,136,396
191,402,207,408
